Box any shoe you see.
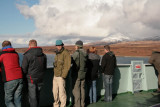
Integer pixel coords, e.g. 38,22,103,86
101,99,105,102
101,99,111,102
101,99,107,102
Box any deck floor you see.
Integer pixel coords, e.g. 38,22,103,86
66,91,160,107
1,90,160,107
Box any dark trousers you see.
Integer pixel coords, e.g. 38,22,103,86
28,83,42,107
157,74,160,90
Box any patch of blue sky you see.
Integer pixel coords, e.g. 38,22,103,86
0,0,38,35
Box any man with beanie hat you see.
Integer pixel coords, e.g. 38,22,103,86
71,40,88,107
53,40,71,107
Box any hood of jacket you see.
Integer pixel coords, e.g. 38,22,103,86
88,53,100,60
78,49,87,57
107,51,115,57
2,48,15,52
24,47,43,56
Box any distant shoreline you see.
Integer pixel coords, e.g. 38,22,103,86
1,40,159,57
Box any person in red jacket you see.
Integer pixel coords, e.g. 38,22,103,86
0,40,23,107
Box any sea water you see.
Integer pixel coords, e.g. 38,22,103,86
18,53,150,68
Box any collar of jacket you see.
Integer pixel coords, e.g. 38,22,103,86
2,45,13,50
24,46,42,53
56,47,64,54
76,48,83,52
2,47,15,52
106,51,114,56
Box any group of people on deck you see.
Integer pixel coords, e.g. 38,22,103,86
0,39,117,107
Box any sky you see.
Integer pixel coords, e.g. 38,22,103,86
0,0,160,48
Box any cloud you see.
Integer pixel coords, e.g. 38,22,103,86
0,33,55,48
16,0,160,45
0,34,32,48
141,0,160,29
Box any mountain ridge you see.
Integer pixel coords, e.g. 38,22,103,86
14,40,160,57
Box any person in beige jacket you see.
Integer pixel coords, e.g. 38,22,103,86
53,40,71,107
149,51,160,93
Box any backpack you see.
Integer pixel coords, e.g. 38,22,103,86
76,49,88,80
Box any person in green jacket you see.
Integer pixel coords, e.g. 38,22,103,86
53,40,71,107
71,40,88,107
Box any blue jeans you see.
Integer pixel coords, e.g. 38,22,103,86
28,83,42,107
4,79,23,107
103,74,113,102
89,80,97,103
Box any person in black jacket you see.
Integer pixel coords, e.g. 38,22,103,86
86,47,100,104
101,45,116,102
22,39,47,107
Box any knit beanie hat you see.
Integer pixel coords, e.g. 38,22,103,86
75,40,83,47
56,40,64,46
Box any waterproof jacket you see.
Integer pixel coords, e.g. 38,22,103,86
87,53,100,81
101,51,117,75
72,48,88,80
22,47,47,84
53,47,71,78
0,48,22,82
149,51,160,73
